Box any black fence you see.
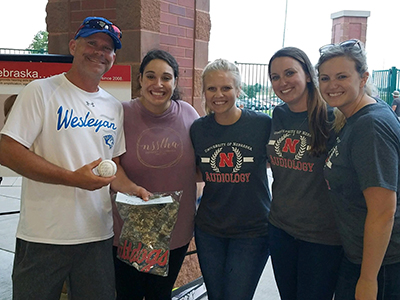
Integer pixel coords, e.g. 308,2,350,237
235,62,282,113
236,61,400,110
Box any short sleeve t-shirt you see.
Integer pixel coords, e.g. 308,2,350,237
190,109,272,238
1,73,125,244
114,98,199,250
324,99,400,264
268,104,340,245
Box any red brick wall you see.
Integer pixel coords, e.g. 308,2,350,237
46,0,210,113
69,0,117,34
332,16,368,44
159,0,195,104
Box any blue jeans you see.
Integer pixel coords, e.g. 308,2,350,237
268,223,343,300
335,256,400,300
195,226,270,300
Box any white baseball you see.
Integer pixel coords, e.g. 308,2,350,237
97,160,117,177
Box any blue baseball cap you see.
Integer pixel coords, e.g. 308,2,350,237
74,17,122,50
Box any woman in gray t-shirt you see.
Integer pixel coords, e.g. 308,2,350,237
318,39,400,300
267,47,342,300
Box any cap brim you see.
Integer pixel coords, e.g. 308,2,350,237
76,29,121,50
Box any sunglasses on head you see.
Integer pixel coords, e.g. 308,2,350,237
319,39,361,55
76,18,122,40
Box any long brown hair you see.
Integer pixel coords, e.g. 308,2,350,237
268,47,329,156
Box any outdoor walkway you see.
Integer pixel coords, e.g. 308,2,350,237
0,177,21,300
0,173,280,300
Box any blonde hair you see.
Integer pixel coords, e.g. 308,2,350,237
316,41,376,133
202,59,241,115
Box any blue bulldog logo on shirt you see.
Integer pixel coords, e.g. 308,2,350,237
103,135,114,149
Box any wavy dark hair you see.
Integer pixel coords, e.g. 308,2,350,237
139,49,182,100
268,47,329,156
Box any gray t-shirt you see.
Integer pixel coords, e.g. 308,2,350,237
268,104,341,245
324,99,400,265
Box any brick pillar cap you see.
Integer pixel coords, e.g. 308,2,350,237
331,10,370,19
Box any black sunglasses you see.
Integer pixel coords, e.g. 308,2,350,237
76,19,122,40
319,39,361,55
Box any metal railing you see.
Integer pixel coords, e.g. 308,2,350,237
235,61,282,113
372,67,400,105
0,48,48,55
236,62,400,108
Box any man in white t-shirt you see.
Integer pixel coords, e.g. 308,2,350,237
0,17,124,299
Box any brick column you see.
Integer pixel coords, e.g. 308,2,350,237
46,0,210,114
330,10,370,45
193,0,210,115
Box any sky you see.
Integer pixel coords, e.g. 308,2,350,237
1,0,399,72
208,0,400,72
1,0,47,50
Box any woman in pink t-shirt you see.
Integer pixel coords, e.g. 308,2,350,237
110,49,199,300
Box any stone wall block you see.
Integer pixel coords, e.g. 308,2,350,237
141,0,161,31
46,1,70,33
195,11,210,41
195,0,209,12
81,0,106,10
116,0,142,29
193,68,203,98
194,40,208,69
48,33,71,55
116,30,142,63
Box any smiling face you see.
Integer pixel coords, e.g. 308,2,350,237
70,33,116,79
203,70,241,119
318,56,368,117
269,56,310,112
139,59,177,114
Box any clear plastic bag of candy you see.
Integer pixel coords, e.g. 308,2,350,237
116,190,182,277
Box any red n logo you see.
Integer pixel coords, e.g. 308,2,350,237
219,153,234,167
282,138,299,153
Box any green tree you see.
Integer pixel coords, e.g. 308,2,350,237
27,30,48,53
241,83,261,99
246,85,258,99
239,83,248,99
254,83,262,93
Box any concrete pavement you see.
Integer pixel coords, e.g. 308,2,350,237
0,173,280,300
